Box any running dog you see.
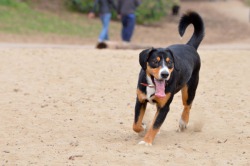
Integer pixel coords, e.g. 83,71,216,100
133,11,205,146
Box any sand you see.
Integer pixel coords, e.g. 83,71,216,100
0,47,249,165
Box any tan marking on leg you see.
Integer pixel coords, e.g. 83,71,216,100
137,89,147,103
181,106,191,124
181,85,191,124
143,110,160,144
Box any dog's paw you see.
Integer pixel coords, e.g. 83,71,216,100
141,123,147,130
178,118,187,132
138,123,147,137
138,141,152,146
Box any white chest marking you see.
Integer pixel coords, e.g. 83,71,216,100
159,62,170,80
146,75,155,104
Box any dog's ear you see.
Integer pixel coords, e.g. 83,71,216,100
139,47,154,70
166,49,180,71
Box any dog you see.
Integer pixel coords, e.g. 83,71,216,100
133,11,205,146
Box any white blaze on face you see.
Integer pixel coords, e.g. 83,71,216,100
159,61,170,80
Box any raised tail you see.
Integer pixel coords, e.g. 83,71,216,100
179,11,205,50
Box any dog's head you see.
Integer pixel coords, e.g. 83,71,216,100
139,48,176,97
139,48,175,80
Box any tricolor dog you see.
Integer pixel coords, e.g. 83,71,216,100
133,11,205,146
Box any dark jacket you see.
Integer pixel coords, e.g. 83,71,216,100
92,0,117,14
117,0,141,15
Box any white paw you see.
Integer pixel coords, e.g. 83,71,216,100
138,123,147,137
178,118,187,132
138,141,152,146
142,123,147,130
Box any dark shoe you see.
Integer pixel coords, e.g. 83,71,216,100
96,42,107,49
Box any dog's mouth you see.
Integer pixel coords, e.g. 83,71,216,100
153,77,166,98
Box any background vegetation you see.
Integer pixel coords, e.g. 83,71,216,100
244,0,250,6
0,0,176,36
67,0,178,24
0,0,101,37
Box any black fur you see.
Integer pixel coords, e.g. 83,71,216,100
179,11,205,50
133,11,205,145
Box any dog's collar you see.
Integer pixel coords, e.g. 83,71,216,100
140,83,155,88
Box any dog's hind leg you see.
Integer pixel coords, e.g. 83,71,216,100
133,98,147,133
179,85,191,131
179,74,199,131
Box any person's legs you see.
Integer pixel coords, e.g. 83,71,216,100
121,14,135,42
99,13,111,42
126,14,136,42
121,15,128,42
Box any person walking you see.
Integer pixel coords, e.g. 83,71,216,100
117,0,141,43
88,0,117,44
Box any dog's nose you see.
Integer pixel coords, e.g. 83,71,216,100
161,71,169,79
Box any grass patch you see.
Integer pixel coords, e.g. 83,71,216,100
0,0,28,8
0,1,103,39
245,0,250,6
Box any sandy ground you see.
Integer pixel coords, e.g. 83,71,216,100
0,48,249,165
0,0,250,165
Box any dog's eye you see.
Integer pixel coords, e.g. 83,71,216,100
152,59,159,65
149,59,159,68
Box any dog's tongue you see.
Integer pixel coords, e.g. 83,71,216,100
154,78,166,98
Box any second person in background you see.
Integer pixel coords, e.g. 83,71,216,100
117,0,141,43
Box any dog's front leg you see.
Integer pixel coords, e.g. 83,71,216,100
133,97,147,133
139,105,170,146
139,94,173,146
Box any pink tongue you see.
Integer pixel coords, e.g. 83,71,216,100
154,78,166,98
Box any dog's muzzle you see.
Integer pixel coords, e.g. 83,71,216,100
160,71,169,79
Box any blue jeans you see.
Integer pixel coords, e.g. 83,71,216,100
121,14,136,42
99,13,111,42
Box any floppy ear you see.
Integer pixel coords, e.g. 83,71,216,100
139,47,154,70
166,49,180,71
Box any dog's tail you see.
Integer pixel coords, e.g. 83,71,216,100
179,11,205,50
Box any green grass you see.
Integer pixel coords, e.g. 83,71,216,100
245,0,250,6
0,0,28,8
0,1,102,38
